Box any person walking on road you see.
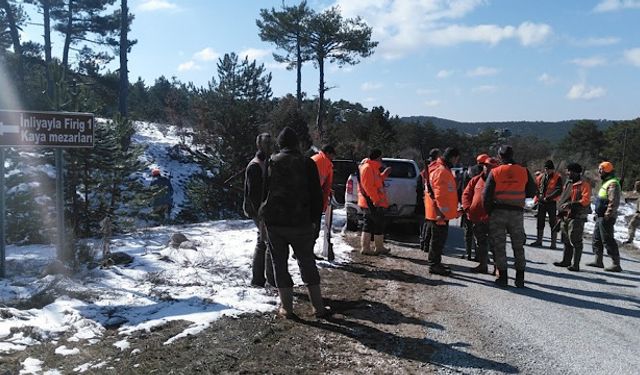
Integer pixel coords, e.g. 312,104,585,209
358,149,392,255
243,133,276,288
552,163,592,272
424,147,461,276
530,160,563,249
587,161,623,272
483,145,537,287
419,148,441,253
462,156,498,274
624,180,640,244
259,127,331,319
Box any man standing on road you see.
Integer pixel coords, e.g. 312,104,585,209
587,161,623,272
311,144,336,213
483,145,537,287
462,156,498,274
358,149,392,255
424,147,461,276
552,163,592,272
243,133,275,288
419,148,441,253
459,155,486,260
624,180,640,245
530,160,563,249
259,127,330,319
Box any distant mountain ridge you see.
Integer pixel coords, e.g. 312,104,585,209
401,116,614,142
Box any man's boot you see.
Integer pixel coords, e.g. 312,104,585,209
470,264,488,274
429,263,451,276
529,229,543,247
515,270,525,288
553,246,572,267
374,235,390,255
567,247,582,272
307,284,332,318
550,231,558,250
277,288,297,319
494,269,508,287
360,232,374,255
586,254,604,268
605,255,623,272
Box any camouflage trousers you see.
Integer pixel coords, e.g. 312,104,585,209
629,213,640,241
489,209,526,271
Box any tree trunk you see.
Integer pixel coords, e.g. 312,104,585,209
61,0,73,74
296,36,302,109
0,0,23,92
315,56,325,142
43,0,54,102
118,0,129,117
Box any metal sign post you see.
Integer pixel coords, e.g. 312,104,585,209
0,110,95,277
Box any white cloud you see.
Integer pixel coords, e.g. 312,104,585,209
472,85,498,93
571,36,621,47
361,82,384,91
436,69,453,78
467,66,499,77
137,0,178,12
624,48,640,66
333,1,552,59
238,48,271,61
193,48,220,62
417,88,438,95
177,61,200,72
570,56,607,68
593,0,640,12
424,99,441,107
567,84,606,100
538,73,556,85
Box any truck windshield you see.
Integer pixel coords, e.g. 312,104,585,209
381,161,416,179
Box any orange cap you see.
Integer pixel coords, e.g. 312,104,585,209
476,154,490,164
598,161,614,173
485,157,499,166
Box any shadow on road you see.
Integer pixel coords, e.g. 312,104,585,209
338,262,466,288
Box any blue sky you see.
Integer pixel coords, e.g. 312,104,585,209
19,0,640,122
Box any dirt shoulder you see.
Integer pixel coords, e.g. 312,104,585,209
1,233,499,374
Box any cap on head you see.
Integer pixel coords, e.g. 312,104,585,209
152,168,160,177
277,127,299,149
598,161,614,173
544,160,555,169
566,162,582,174
443,147,460,160
485,157,499,166
476,154,490,164
498,145,514,160
369,149,382,160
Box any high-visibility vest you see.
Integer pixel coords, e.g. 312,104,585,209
491,164,529,208
535,171,562,202
425,163,458,220
595,177,620,216
358,159,389,209
311,151,334,210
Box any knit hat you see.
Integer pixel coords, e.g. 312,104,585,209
498,145,514,159
476,154,490,164
566,162,582,174
598,161,614,173
277,127,299,150
544,160,555,169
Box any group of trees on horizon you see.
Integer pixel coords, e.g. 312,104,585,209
1,1,639,248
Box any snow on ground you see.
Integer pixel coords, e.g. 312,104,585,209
0,209,351,355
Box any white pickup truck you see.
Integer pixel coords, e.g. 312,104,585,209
344,158,422,231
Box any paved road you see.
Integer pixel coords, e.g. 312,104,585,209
421,213,640,374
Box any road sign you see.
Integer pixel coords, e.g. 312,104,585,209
0,110,95,148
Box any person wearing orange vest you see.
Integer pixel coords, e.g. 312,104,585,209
462,156,498,274
311,145,336,212
587,161,622,272
458,154,487,260
530,160,563,249
424,147,461,276
358,149,392,255
419,148,441,253
483,145,537,287
552,163,592,271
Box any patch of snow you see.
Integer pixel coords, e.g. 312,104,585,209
113,339,130,351
19,357,43,375
55,345,80,356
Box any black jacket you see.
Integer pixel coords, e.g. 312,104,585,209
242,151,267,219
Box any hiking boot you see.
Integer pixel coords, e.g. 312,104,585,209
605,264,622,272
360,232,375,255
494,270,508,287
567,265,580,272
429,263,451,276
549,243,557,250
515,270,525,288
586,260,604,268
374,235,390,255
553,261,571,267
470,264,488,274
528,240,543,247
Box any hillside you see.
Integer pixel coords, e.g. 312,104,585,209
401,116,614,141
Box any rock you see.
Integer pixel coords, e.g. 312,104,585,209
178,241,198,251
41,260,71,277
109,251,134,265
169,232,189,248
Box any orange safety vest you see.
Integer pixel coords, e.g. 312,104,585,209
491,164,529,208
358,159,389,209
424,163,458,221
311,151,334,211
534,171,562,202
